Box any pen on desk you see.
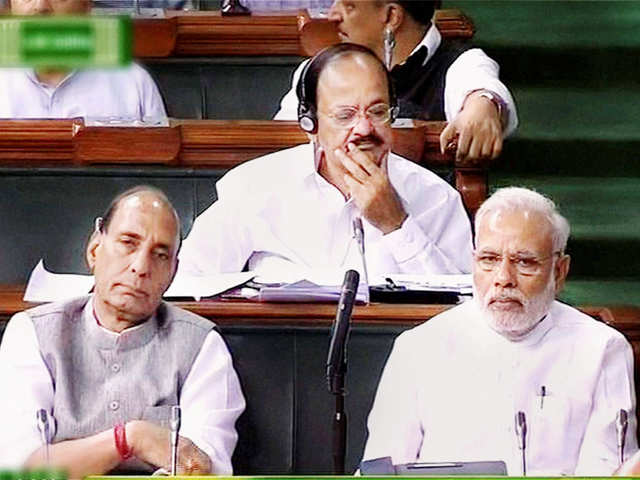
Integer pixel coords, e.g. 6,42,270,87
539,385,546,410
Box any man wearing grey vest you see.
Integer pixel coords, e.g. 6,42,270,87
0,187,245,477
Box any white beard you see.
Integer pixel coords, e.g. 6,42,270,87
474,273,557,341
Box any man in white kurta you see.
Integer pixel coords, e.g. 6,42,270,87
0,0,167,123
0,65,167,123
179,44,472,279
178,143,472,279
362,187,637,475
0,187,244,476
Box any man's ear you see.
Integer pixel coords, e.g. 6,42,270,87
554,254,571,294
383,2,404,32
86,230,102,273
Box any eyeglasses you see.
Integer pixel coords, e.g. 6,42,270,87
474,251,562,276
320,103,393,128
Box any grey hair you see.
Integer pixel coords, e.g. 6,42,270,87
474,187,570,253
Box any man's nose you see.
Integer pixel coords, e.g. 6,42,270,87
130,250,152,277
351,112,375,136
494,256,517,288
32,0,53,14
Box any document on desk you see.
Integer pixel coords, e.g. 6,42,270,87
252,267,369,303
24,259,254,302
372,273,473,294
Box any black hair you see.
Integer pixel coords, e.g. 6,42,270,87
395,1,437,26
296,43,397,133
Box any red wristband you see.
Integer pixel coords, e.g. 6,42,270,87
114,423,133,460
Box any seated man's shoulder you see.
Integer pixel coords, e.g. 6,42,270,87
156,301,216,335
217,143,313,197
25,295,89,323
551,300,630,345
394,301,471,348
75,62,152,84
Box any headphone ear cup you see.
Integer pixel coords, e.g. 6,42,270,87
390,105,400,123
298,102,317,134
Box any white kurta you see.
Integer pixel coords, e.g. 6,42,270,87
363,300,638,475
274,26,518,137
0,64,166,123
0,298,245,473
178,143,473,279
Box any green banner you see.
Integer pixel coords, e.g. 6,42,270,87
0,15,132,68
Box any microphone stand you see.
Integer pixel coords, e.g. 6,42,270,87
36,409,51,466
617,409,628,467
329,355,347,475
170,405,182,475
327,270,358,475
515,411,527,476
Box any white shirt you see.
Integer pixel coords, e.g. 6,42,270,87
0,298,245,473
363,300,638,475
274,26,518,136
178,143,473,279
0,64,167,123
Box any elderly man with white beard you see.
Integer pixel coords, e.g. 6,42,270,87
361,187,637,475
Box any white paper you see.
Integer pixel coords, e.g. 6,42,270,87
24,259,255,303
372,272,474,295
165,271,255,300
24,260,94,303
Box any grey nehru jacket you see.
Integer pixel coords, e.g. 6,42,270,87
27,295,213,445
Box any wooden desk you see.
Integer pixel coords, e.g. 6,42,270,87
0,119,488,214
1,284,638,331
133,9,474,58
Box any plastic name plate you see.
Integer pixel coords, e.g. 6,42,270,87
0,16,131,68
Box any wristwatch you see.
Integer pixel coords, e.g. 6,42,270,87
473,89,508,129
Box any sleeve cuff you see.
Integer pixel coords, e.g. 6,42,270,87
380,215,430,264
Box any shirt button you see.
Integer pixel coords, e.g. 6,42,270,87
111,363,120,373
109,400,119,411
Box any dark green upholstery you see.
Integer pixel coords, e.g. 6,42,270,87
0,167,223,284
225,324,408,474
446,0,640,306
144,57,302,120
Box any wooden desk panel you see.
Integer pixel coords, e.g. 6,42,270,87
133,9,474,58
1,284,638,329
0,119,487,213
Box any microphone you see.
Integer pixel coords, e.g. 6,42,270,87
352,217,369,290
326,269,359,395
515,411,527,476
170,405,181,475
616,409,628,466
36,409,51,465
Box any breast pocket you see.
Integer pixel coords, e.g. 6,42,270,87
526,391,584,475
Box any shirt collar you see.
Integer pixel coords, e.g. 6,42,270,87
84,294,159,350
24,68,77,91
406,24,441,67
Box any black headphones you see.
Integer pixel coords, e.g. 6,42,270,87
297,55,318,134
296,44,399,134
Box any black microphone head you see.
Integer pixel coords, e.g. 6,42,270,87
326,270,359,393
515,411,527,450
617,409,628,429
343,269,360,293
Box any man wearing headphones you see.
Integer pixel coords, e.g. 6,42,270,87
178,44,472,279
274,1,517,163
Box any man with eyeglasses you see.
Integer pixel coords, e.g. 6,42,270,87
178,43,472,279
362,186,637,475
